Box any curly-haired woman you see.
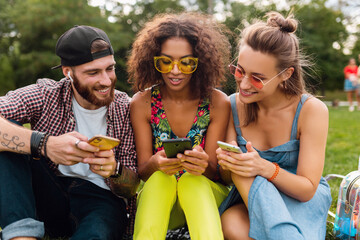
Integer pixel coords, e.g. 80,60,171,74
216,11,331,239
128,12,231,239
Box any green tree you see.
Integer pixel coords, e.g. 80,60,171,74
221,0,348,94
292,0,348,92
0,0,134,93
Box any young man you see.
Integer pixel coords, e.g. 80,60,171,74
0,25,138,240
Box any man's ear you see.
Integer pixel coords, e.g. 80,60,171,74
62,67,71,79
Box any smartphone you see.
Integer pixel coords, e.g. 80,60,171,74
217,141,242,153
88,135,120,150
162,138,192,158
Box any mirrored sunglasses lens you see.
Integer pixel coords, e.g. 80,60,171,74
155,57,172,73
230,65,243,78
179,58,197,73
250,77,264,89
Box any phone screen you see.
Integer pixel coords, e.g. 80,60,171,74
162,138,192,158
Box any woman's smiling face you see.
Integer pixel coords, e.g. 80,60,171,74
159,37,194,91
236,45,284,102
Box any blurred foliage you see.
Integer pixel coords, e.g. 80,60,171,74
0,0,359,97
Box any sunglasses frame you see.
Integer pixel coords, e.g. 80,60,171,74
229,60,288,89
154,56,198,74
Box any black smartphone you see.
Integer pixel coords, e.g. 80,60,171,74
162,138,192,158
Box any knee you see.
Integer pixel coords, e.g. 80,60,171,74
178,173,207,190
177,173,212,203
145,171,176,188
74,221,125,240
0,152,31,181
139,171,177,201
0,151,29,167
221,204,251,240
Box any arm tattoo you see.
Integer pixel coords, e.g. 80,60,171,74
0,131,26,154
109,166,140,199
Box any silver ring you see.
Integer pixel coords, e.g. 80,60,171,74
75,140,81,148
100,165,103,171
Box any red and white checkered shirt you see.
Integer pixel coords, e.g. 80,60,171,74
0,78,137,234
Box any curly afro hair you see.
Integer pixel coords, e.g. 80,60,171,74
127,12,231,99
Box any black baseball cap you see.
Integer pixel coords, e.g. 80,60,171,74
52,25,114,69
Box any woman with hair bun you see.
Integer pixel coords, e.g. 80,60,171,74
216,11,331,239
128,12,231,239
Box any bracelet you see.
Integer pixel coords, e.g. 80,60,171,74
110,161,122,178
30,131,45,160
267,162,279,182
37,134,46,159
43,134,51,159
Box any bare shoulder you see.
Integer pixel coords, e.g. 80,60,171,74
210,88,230,108
130,89,151,109
301,96,328,116
130,90,152,122
298,96,329,131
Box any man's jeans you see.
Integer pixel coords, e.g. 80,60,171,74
0,151,127,240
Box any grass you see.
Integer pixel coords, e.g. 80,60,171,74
319,89,349,102
324,105,360,239
3,104,359,239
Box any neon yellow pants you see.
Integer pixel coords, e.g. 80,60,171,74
133,171,229,240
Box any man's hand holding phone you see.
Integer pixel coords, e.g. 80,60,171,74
45,131,98,166
88,135,120,150
82,135,119,177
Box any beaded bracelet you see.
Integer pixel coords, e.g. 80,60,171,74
267,162,280,182
43,134,51,159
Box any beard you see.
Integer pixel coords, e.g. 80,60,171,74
72,74,116,107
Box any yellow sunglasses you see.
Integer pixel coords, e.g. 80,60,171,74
154,56,198,74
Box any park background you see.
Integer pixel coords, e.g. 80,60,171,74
1,0,360,239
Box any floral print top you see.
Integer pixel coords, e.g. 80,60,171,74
150,86,210,179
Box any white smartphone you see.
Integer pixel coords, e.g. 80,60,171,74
217,141,242,153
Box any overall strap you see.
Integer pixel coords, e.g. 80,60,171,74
230,94,242,137
290,94,309,140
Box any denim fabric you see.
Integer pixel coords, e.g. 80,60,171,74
344,79,358,91
2,218,44,240
219,94,332,240
0,151,127,240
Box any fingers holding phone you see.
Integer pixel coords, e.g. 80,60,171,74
216,141,249,174
178,146,209,175
88,135,120,150
217,141,242,154
79,135,120,177
46,132,95,165
84,149,117,178
154,150,183,175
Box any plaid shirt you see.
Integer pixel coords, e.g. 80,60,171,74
0,78,137,234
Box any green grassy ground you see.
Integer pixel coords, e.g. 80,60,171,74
2,104,359,239
325,106,360,239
